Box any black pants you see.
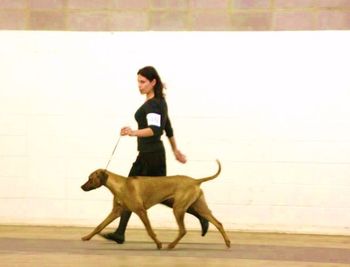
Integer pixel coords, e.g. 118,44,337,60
114,149,166,236
128,150,166,177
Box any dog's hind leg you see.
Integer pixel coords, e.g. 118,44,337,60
135,208,162,249
161,199,209,237
168,192,200,249
192,194,231,248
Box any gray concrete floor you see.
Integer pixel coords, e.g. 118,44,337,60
1,225,350,266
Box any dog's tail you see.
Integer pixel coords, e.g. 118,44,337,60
196,160,221,184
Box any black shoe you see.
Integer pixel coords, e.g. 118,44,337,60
200,218,209,236
100,232,125,244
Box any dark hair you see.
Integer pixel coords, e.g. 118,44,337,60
137,66,165,99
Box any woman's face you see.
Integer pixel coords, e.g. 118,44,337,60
137,74,156,96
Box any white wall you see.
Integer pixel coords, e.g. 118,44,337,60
1,31,350,235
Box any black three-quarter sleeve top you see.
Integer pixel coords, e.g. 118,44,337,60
134,97,174,152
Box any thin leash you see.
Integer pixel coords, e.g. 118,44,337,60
105,135,122,171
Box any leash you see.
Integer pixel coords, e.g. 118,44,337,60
105,135,121,171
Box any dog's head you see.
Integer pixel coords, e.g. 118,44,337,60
81,169,108,191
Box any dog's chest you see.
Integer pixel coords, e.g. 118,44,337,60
113,196,123,206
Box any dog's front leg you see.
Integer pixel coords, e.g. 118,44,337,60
135,209,162,249
82,206,123,241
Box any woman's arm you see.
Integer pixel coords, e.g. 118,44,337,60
164,115,186,163
168,136,187,164
121,126,154,137
121,127,186,163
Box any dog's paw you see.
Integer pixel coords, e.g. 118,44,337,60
81,235,91,241
156,242,162,250
167,243,176,249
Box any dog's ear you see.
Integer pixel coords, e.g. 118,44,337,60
100,170,108,185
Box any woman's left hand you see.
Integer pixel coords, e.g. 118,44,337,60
174,149,187,164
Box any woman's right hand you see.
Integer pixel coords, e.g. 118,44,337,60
120,126,132,136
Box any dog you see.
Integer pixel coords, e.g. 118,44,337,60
81,160,231,249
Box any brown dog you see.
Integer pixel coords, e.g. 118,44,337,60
81,160,231,249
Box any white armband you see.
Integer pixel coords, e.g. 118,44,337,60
146,113,161,127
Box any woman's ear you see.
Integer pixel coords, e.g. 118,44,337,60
151,79,157,87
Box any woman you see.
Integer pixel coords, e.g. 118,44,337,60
102,66,209,244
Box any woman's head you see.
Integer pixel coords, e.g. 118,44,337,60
137,66,165,99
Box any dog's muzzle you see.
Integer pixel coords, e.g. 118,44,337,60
81,184,90,191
